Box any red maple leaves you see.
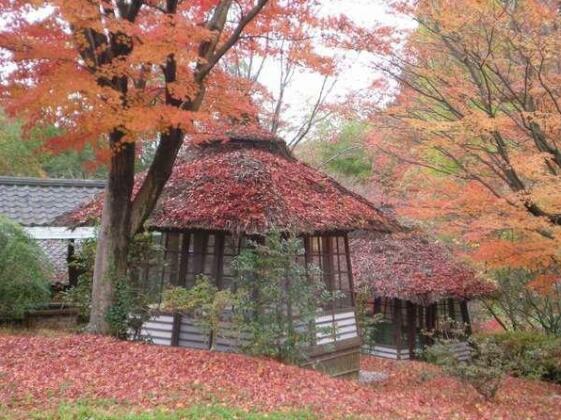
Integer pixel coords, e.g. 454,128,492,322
1,333,560,418
351,231,496,304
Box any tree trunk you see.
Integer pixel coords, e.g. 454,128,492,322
87,132,135,334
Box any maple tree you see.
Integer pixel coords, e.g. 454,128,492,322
362,0,561,281
0,0,347,333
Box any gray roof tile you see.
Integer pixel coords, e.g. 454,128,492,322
0,176,105,226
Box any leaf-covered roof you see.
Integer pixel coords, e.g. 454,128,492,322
61,134,397,235
350,231,496,304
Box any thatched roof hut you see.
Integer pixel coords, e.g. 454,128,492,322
62,131,397,377
350,230,495,360
351,231,495,305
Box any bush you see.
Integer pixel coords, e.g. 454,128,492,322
0,216,51,319
483,331,561,384
424,336,509,400
354,292,384,351
162,275,236,346
106,276,150,339
232,231,331,364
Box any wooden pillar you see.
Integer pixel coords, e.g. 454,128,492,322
460,301,472,335
406,301,417,359
393,298,402,357
214,233,225,289
178,233,190,287
448,298,456,320
343,235,355,306
425,303,436,346
171,313,182,347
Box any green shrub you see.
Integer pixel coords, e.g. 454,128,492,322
0,215,51,319
162,275,236,346
354,292,384,351
482,331,561,384
232,231,331,364
424,336,509,400
106,276,150,339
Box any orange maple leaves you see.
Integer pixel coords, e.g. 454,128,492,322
365,0,561,273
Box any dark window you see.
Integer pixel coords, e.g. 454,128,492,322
161,232,183,286
372,298,408,346
305,235,353,309
435,299,462,326
221,235,241,290
160,231,240,290
183,232,223,287
131,232,165,304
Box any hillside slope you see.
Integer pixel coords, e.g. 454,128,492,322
0,334,559,419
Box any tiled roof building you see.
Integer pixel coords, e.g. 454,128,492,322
0,176,104,284
0,176,105,226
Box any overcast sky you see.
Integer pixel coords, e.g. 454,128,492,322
259,0,414,134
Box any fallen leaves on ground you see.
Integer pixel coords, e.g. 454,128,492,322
0,334,560,419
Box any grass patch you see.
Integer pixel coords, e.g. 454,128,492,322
23,400,316,420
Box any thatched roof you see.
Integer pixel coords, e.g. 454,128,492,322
350,231,496,304
61,133,397,235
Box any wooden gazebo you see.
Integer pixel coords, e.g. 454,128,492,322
64,130,396,376
351,231,495,360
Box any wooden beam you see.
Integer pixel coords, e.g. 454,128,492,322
406,301,417,359
448,298,456,320
178,233,190,287
214,233,225,289
171,313,181,346
393,298,402,356
460,301,472,335
343,234,355,306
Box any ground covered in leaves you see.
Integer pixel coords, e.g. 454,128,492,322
1,333,560,419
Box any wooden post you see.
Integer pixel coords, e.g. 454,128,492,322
214,233,225,289
393,298,402,358
171,313,181,347
460,301,472,335
343,235,355,306
448,298,456,320
406,301,417,359
178,232,190,287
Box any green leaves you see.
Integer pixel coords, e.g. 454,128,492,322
231,231,328,363
0,215,51,319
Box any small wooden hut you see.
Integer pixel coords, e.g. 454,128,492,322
351,231,495,360
64,131,396,376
